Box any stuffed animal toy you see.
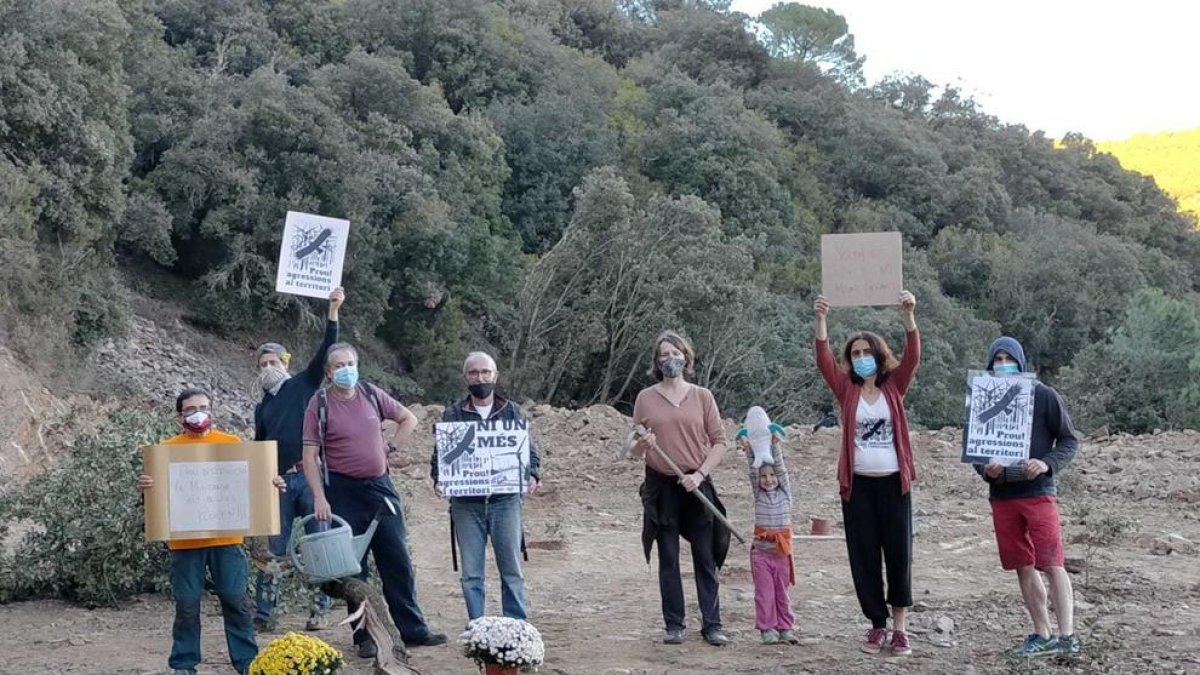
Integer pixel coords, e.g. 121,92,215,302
737,406,787,469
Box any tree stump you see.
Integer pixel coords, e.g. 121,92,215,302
319,577,424,675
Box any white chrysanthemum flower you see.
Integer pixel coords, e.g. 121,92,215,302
459,616,546,671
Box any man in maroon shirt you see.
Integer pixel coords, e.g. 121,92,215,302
302,342,447,657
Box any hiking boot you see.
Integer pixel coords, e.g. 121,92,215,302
253,617,276,634
1011,633,1059,657
356,639,378,659
778,629,798,644
702,629,730,646
890,630,912,656
761,629,779,644
1056,634,1081,656
663,628,685,644
407,631,448,647
861,627,887,654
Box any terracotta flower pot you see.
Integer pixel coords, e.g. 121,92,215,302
484,664,519,675
810,517,831,535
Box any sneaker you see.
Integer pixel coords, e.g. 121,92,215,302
861,628,887,654
252,617,276,634
663,628,685,644
356,639,378,659
890,630,912,656
702,629,730,646
1056,634,1081,656
407,631,448,647
1011,633,1059,657
778,629,798,644
761,629,779,644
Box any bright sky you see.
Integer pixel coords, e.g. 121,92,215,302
730,0,1200,141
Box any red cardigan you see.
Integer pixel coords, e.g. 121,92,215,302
814,330,921,502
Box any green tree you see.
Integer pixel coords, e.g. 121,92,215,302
650,5,771,88
508,167,774,410
982,216,1147,370
487,55,622,252
635,74,808,248
1062,288,1200,433
757,3,864,85
0,0,133,353
344,0,555,112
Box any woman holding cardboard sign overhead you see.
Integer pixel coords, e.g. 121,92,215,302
813,290,920,658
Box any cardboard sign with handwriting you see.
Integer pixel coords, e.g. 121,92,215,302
820,232,903,306
143,441,280,541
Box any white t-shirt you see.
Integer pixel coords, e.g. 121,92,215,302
475,403,493,420
853,395,899,475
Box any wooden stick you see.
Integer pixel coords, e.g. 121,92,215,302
638,429,747,545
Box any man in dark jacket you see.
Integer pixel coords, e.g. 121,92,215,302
975,336,1081,658
431,351,541,622
251,286,343,632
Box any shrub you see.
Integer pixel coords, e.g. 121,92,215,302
0,406,176,607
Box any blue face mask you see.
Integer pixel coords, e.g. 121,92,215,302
332,365,358,388
852,356,877,379
993,362,1020,375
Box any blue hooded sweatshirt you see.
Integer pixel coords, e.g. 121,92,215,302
974,336,1080,501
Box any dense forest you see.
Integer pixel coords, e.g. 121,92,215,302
2,0,1198,432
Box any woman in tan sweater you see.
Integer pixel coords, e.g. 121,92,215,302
628,331,731,647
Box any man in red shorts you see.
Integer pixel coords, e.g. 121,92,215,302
975,336,1081,658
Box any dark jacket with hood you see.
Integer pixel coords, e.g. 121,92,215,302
973,336,1080,501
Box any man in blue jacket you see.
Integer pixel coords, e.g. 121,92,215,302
975,336,1081,658
251,286,343,632
431,351,541,622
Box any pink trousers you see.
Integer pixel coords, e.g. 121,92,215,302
751,547,795,631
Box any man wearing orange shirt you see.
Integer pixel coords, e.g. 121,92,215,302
138,388,284,675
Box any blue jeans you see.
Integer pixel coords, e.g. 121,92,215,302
452,495,528,621
169,545,258,673
325,472,435,644
253,472,331,621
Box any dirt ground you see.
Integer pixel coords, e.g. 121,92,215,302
2,399,1199,675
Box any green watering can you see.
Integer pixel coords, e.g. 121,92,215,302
289,497,396,582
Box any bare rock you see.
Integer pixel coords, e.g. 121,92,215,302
935,616,954,634
1151,534,1196,556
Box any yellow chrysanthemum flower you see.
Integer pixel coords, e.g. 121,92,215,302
249,633,344,675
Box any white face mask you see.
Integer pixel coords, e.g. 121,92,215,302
257,366,290,393
181,410,212,433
